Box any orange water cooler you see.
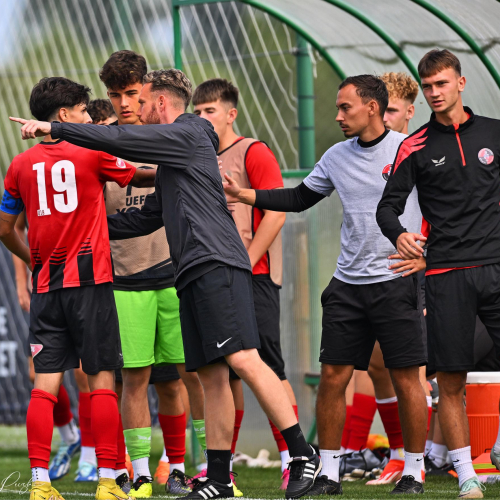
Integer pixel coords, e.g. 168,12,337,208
466,372,500,459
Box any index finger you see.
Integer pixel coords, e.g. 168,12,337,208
9,117,29,125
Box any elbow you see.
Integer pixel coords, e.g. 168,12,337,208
277,211,286,228
0,224,12,240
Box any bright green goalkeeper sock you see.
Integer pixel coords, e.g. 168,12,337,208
193,419,207,450
123,427,151,461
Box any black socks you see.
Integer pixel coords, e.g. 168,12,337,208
280,423,312,458
206,449,232,484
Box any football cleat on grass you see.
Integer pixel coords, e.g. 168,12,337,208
285,447,322,499
306,475,342,496
229,472,243,497
30,481,65,500
116,473,132,494
490,449,500,472
424,455,453,476
280,469,290,490
188,469,241,496
130,476,153,498
74,461,98,482
48,435,81,481
179,477,234,499
366,458,404,485
154,460,170,485
95,478,135,500
458,478,485,498
390,475,424,494
166,469,192,494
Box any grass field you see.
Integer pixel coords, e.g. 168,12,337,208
1,426,500,499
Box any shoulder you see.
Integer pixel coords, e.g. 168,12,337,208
397,123,430,155
322,137,357,158
473,115,500,128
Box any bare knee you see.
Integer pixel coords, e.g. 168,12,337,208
122,366,151,394
319,364,353,396
389,366,421,395
437,371,467,398
155,379,181,400
74,366,90,392
226,349,261,378
198,362,230,393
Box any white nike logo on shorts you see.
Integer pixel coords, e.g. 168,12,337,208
217,337,232,348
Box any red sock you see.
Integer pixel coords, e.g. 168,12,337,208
293,405,299,422
79,392,94,447
116,413,126,470
426,404,432,438
231,410,244,454
347,394,377,450
377,399,404,451
341,405,353,449
53,384,73,427
27,389,57,468
158,412,187,464
90,389,119,469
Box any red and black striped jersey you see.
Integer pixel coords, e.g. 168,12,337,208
3,140,136,293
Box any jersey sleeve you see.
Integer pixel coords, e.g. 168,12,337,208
245,142,284,190
376,140,419,247
97,151,136,187
1,163,24,215
303,150,335,196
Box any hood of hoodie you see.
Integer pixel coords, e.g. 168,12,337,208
174,113,220,152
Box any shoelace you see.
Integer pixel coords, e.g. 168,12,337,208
52,443,70,466
287,457,311,481
461,479,486,493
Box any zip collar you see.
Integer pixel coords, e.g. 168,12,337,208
429,106,475,133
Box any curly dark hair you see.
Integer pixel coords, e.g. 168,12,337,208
87,99,116,124
339,74,389,116
99,50,147,89
29,77,91,121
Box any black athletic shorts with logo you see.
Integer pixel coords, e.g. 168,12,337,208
29,283,123,376
178,265,261,372
320,275,427,370
426,264,500,372
115,364,180,383
230,274,286,381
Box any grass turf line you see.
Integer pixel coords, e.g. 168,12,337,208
1,426,500,499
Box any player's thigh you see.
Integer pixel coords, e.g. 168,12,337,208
64,283,123,376
426,270,477,372
320,277,374,370
155,287,185,365
29,290,79,374
371,276,426,369
114,289,157,368
252,276,286,380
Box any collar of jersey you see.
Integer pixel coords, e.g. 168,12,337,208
429,106,474,133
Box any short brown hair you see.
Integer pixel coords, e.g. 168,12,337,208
87,99,116,124
143,69,192,110
100,50,147,89
192,78,239,108
381,72,419,103
418,49,461,78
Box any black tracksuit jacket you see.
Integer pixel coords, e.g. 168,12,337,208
51,115,251,288
376,107,500,270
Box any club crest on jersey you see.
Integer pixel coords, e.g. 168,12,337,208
382,164,392,181
30,344,43,357
116,158,126,168
478,148,494,165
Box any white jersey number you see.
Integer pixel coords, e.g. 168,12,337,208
33,161,78,216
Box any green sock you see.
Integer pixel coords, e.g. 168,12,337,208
123,427,151,461
193,419,207,450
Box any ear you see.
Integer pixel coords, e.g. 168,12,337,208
227,107,238,125
158,94,166,108
407,103,415,120
368,99,378,117
458,75,466,92
58,107,69,123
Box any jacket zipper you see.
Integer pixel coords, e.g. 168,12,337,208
453,123,466,166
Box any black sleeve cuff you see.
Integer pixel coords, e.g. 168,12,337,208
51,122,63,139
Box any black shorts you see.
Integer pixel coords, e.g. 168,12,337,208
320,276,427,370
426,264,500,372
230,275,286,381
29,283,123,376
115,364,180,384
178,266,261,372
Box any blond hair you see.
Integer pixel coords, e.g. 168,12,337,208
381,72,419,103
143,69,192,110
